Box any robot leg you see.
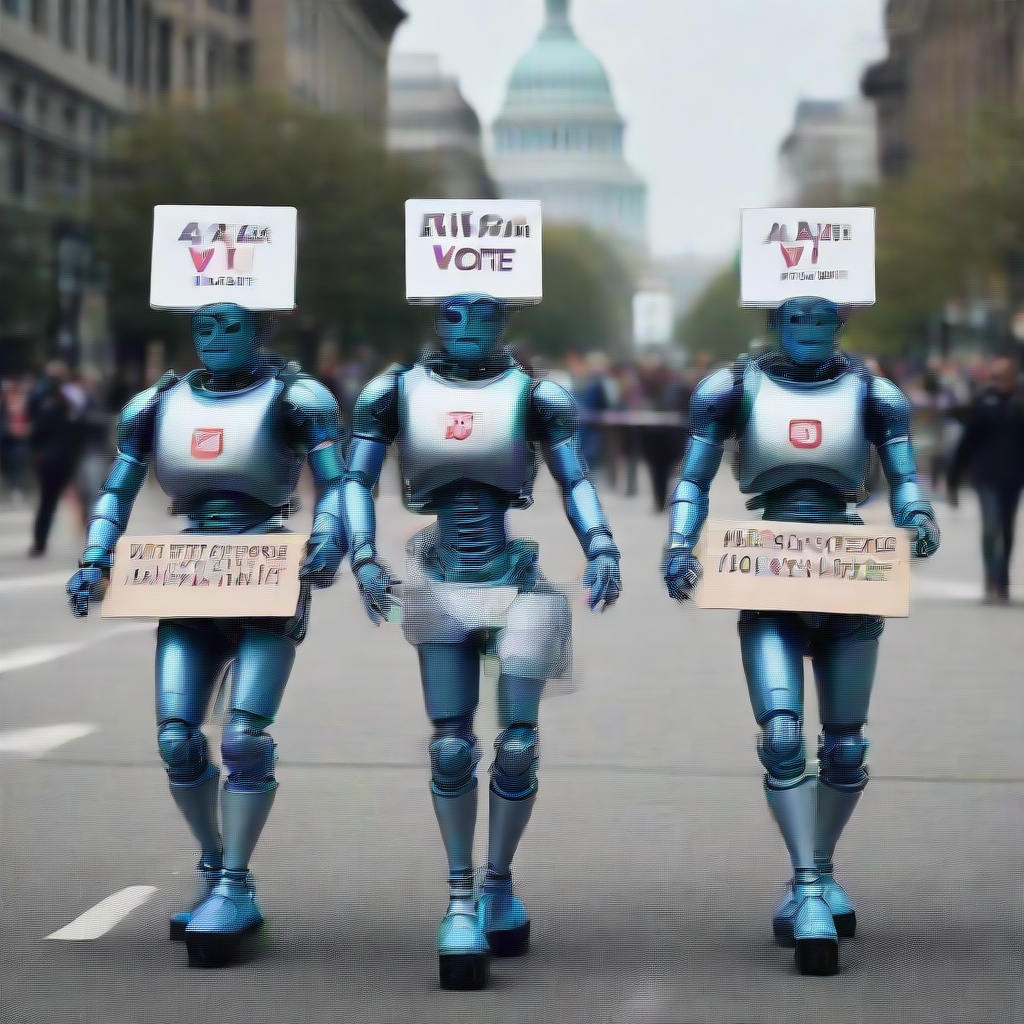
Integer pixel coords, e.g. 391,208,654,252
420,642,489,990
185,629,295,968
740,612,837,973
479,673,543,957
811,621,879,938
155,621,230,940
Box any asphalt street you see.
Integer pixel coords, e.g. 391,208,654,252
1,461,1021,1024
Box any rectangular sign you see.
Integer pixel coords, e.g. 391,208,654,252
150,205,298,311
694,520,911,617
740,207,876,308
405,199,543,304
101,534,307,618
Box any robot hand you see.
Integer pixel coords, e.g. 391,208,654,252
299,526,345,589
905,511,940,558
663,547,702,602
66,560,111,618
582,553,621,612
354,557,398,626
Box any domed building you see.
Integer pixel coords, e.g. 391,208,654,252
490,0,647,251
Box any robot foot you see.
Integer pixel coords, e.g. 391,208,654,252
184,869,264,968
437,888,490,991
792,884,839,977
478,873,530,957
772,873,856,947
169,860,221,942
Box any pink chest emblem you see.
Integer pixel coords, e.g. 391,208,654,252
191,427,223,459
789,419,822,449
445,412,474,441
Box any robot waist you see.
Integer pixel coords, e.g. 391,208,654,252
746,483,862,525
173,493,299,534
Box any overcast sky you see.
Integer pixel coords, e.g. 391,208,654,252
392,0,887,263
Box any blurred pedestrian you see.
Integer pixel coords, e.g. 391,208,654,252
1,375,33,501
27,360,81,556
639,359,688,513
948,356,1024,604
72,366,114,528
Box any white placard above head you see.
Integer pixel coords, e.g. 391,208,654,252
740,207,876,308
150,205,298,311
632,291,675,347
405,199,543,304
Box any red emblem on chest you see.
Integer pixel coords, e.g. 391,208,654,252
191,427,223,459
445,412,474,441
789,419,822,449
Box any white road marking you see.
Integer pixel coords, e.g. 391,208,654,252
0,723,96,756
915,579,1023,602
0,571,69,594
45,886,158,941
0,623,153,676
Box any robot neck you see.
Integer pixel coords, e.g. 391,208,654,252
425,345,514,382
759,349,850,384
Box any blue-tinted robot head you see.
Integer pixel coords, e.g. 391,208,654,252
768,297,844,367
192,303,261,376
435,293,510,365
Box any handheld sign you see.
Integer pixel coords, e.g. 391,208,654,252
740,207,876,308
405,199,543,304
694,520,912,617
101,534,307,618
150,205,298,311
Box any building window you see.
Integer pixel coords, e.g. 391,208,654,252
156,18,172,93
63,103,77,137
59,0,76,49
10,139,28,197
207,32,224,95
10,81,27,118
235,41,252,85
36,92,49,128
235,0,251,16
30,0,47,33
140,3,153,92
184,34,195,89
108,0,119,73
2,0,22,17
63,156,80,197
125,0,136,85
207,0,227,11
85,0,99,60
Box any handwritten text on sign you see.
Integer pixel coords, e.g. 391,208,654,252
101,534,307,619
694,521,912,616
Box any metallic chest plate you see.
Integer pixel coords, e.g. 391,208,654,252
738,368,869,495
153,377,301,507
398,366,535,506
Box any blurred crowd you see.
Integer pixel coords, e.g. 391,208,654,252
3,345,1021,598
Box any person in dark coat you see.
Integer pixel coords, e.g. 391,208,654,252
27,360,82,556
948,356,1024,603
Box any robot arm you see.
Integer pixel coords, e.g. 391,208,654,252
343,371,401,622
866,375,940,557
532,379,621,610
68,372,174,616
284,376,348,587
663,367,742,599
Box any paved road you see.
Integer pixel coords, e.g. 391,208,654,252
1,465,1021,1024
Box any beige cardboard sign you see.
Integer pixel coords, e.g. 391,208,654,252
694,520,912,617
101,534,307,619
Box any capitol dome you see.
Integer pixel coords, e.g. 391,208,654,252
490,0,647,250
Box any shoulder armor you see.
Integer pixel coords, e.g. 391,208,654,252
351,368,401,443
531,378,578,441
284,374,343,446
866,375,912,444
115,377,176,460
690,366,742,436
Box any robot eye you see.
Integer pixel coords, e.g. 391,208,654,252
443,311,463,325
790,315,801,324
224,322,242,334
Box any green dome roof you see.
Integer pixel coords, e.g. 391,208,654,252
501,0,616,113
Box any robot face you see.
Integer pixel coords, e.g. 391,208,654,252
192,303,260,376
435,293,509,364
772,297,843,367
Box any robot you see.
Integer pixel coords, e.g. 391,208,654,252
661,296,940,976
66,302,348,967
342,293,621,990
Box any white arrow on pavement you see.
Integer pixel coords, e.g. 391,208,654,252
45,886,158,941
0,723,97,757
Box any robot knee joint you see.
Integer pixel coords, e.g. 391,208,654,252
157,719,210,785
819,726,869,791
429,719,479,797
757,712,806,784
221,711,276,790
491,723,539,799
